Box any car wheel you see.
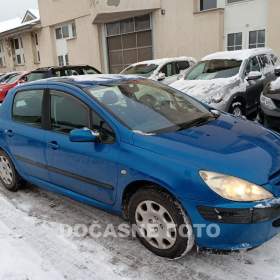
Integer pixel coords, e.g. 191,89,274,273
128,188,195,259
0,150,24,192
230,102,245,117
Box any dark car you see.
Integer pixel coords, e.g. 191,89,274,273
24,65,101,82
260,66,280,129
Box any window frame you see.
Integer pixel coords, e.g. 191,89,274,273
227,32,242,51
11,88,46,129
249,30,265,49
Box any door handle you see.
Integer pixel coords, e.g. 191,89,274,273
48,141,59,150
5,129,14,138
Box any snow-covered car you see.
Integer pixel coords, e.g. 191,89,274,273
120,57,196,85
171,48,279,117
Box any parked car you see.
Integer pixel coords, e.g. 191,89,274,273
171,48,279,117
0,72,21,84
0,75,280,259
0,72,27,102
260,67,280,129
121,57,196,85
23,65,101,82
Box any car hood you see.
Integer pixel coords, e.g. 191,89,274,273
171,77,243,103
132,114,280,186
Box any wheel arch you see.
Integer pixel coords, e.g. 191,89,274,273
121,180,179,219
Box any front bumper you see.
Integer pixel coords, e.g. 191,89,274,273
184,198,280,250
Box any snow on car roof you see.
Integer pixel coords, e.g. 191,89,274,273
128,57,196,67
202,48,273,61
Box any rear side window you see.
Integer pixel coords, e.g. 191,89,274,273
12,90,44,127
160,62,176,77
50,90,90,134
258,55,271,69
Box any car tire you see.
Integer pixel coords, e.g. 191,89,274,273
229,102,245,117
128,188,195,259
0,150,24,192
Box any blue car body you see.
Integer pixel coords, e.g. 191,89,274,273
0,75,280,250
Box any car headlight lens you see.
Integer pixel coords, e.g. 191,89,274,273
199,171,273,202
260,94,276,110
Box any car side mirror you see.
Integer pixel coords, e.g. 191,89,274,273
157,72,166,81
275,66,280,77
69,128,100,143
246,71,262,81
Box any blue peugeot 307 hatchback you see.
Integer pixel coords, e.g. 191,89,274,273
0,75,280,259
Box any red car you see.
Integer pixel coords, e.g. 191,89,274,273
0,72,28,102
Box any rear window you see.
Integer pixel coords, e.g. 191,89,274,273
26,72,48,82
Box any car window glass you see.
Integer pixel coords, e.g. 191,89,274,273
50,90,89,134
258,55,271,70
246,57,261,74
177,61,190,74
160,63,176,77
12,90,44,127
270,54,279,65
26,72,47,82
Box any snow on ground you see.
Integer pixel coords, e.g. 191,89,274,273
0,183,279,280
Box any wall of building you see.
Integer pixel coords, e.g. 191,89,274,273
267,0,280,56
152,0,224,60
224,0,267,50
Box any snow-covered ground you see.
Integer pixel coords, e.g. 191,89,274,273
0,183,279,280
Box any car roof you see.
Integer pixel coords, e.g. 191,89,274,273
202,48,273,61
127,57,196,68
23,74,142,88
33,65,97,72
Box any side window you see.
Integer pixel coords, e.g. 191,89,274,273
91,111,115,143
176,61,190,74
12,90,44,127
50,90,90,134
270,54,279,65
258,55,271,69
245,56,261,74
160,63,176,77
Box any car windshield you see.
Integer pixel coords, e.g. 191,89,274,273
185,59,242,80
26,72,48,82
121,64,158,77
5,74,21,84
86,79,215,134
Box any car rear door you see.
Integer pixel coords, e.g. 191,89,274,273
5,88,49,181
44,87,119,205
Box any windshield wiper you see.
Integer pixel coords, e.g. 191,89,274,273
177,115,217,131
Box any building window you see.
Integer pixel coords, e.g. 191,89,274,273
227,32,242,51
12,37,25,65
58,55,69,66
0,41,5,67
200,0,217,11
32,33,40,64
55,22,77,40
249,30,265,49
106,14,153,73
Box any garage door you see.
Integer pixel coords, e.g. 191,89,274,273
106,14,153,73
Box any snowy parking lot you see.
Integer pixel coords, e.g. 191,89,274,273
0,183,279,280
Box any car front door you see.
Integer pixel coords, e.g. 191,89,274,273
6,89,49,181
44,88,119,205
244,56,264,111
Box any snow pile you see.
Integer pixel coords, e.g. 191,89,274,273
202,48,272,61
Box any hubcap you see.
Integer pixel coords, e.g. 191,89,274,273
0,156,13,185
135,200,177,250
233,106,242,117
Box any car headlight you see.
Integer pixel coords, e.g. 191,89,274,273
260,94,276,110
199,171,273,202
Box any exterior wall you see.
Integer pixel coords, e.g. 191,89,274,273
224,0,267,50
267,0,280,56
0,31,41,72
152,0,224,60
